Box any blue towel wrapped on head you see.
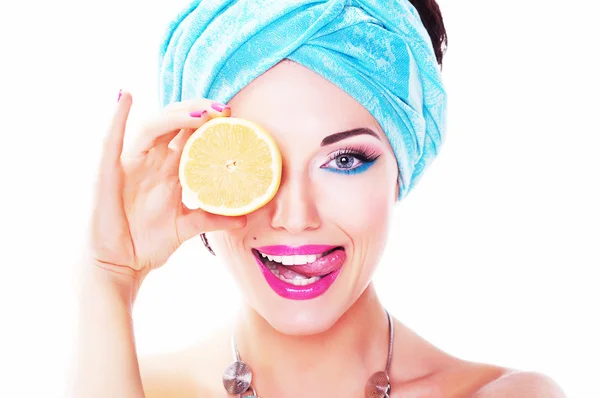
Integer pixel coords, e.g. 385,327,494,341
159,0,447,200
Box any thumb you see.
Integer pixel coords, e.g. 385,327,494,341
176,207,247,243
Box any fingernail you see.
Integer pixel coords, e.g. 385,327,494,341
211,102,230,112
189,109,208,117
117,89,122,102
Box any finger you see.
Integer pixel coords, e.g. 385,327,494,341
160,128,196,174
144,128,184,160
128,99,231,156
90,91,134,260
95,90,132,200
168,128,195,152
127,109,209,156
176,207,247,243
165,98,232,116
102,90,132,165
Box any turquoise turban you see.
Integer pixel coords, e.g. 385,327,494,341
159,0,447,200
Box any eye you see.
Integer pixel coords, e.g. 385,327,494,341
321,146,380,175
327,153,362,170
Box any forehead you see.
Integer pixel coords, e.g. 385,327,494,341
227,60,384,143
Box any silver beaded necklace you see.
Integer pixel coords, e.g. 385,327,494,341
222,310,394,398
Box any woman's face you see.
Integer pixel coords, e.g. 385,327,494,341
208,60,399,335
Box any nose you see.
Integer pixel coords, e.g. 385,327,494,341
269,168,321,234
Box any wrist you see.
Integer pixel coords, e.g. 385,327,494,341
79,262,147,306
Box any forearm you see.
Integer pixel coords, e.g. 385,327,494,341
69,267,145,398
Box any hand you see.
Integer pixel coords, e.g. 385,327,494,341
85,91,246,290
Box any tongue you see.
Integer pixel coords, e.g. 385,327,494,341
276,265,309,280
275,249,346,278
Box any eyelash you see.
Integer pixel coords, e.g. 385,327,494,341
321,145,381,175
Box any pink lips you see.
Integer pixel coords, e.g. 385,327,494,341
256,245,339,256
253,245,346,300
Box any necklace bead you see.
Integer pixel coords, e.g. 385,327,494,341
365,370,391,398
222,361,252,394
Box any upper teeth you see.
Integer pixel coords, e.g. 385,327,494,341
258,252,324,265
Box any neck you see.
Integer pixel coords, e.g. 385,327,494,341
235,283,390,396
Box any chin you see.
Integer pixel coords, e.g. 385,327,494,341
246,262,363,336
253,294,350,336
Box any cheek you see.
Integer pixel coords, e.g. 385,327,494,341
209,230,246,268
317,164,396,233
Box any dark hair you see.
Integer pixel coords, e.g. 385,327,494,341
408,0,448,68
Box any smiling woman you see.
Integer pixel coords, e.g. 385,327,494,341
68,1,568,397
201,60,400,338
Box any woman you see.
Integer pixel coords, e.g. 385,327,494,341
71,0,565,397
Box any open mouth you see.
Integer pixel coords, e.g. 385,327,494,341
251,246,345,286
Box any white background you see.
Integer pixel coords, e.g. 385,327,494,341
0,0,598,397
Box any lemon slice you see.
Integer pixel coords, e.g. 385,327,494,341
179,117,282,216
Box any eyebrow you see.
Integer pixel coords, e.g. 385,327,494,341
320,128,381,146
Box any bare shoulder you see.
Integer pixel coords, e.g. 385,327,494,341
418,359,565,398
139,325,233,398
388,320,565,397
472,370,566,398
388,320,507,397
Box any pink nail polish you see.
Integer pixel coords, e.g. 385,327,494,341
189,109,208,117
117,89,122,102
211,102,230,112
